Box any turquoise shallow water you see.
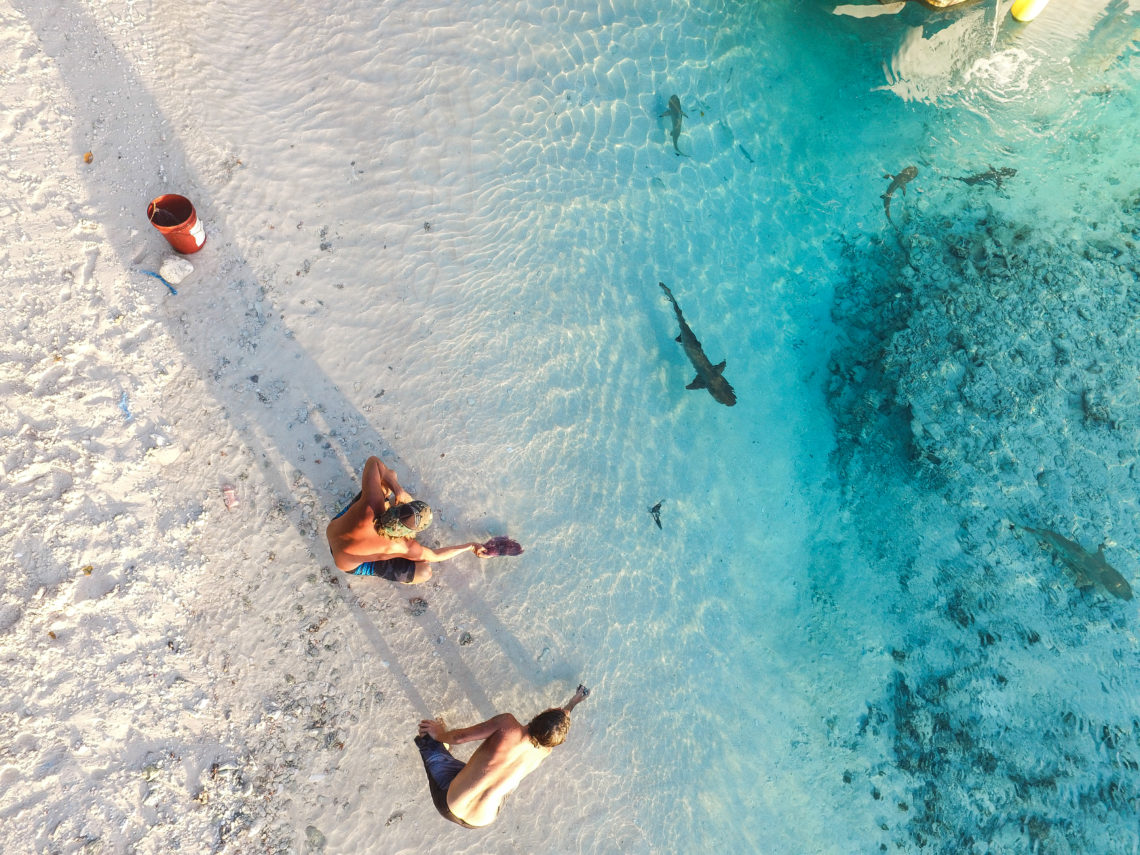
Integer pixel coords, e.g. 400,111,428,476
659,3,1140,853
141,0,1140,850
510,2,1140,851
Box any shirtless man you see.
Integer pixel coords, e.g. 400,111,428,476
415,685,591,828
325,455,489,584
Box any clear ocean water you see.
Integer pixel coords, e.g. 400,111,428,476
420,3,1140,852
146,0,1140,851
462,3,1140,851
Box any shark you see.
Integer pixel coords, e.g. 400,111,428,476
953,166,1017,189
882,165,918,227
1015,524,1134,600
660,94,688,156
658,282,736,406
649,500,663,529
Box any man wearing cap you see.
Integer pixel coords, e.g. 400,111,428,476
325,455,490,583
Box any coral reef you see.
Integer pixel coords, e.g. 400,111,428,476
827,192,1140,853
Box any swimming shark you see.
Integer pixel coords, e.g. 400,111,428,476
649,500,663,529
658,282,736,406
660,95,688,156
1015,524,1134,600
953,166,1017,189
882,165,918,226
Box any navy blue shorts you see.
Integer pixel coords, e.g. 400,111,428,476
415,734,477,829
352,557,417,583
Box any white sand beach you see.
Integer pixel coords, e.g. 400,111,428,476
4,0,1139,853
1,1,638,851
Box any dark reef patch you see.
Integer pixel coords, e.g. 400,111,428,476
826,193,1140,853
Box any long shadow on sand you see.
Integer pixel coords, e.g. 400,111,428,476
17,0,555,720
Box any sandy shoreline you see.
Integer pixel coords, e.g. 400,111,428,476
1,1,615,851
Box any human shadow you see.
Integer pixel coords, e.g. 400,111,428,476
17,0,549,711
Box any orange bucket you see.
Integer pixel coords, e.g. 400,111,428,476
147,194,206,254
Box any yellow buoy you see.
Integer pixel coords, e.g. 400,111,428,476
1011,0,1050,22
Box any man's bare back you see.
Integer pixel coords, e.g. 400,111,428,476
416,685,590,828
424,713,546,827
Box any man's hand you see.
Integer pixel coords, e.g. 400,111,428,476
418,718,448,742
394,489,414,505
565,684,590,713
473,544,490,558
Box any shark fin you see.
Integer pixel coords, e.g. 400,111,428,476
675,335,683,343
686,376,708,390
713,360,726,374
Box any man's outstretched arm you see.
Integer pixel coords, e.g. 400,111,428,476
563,684,590,713
419,714,517,745
404,541,490,563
